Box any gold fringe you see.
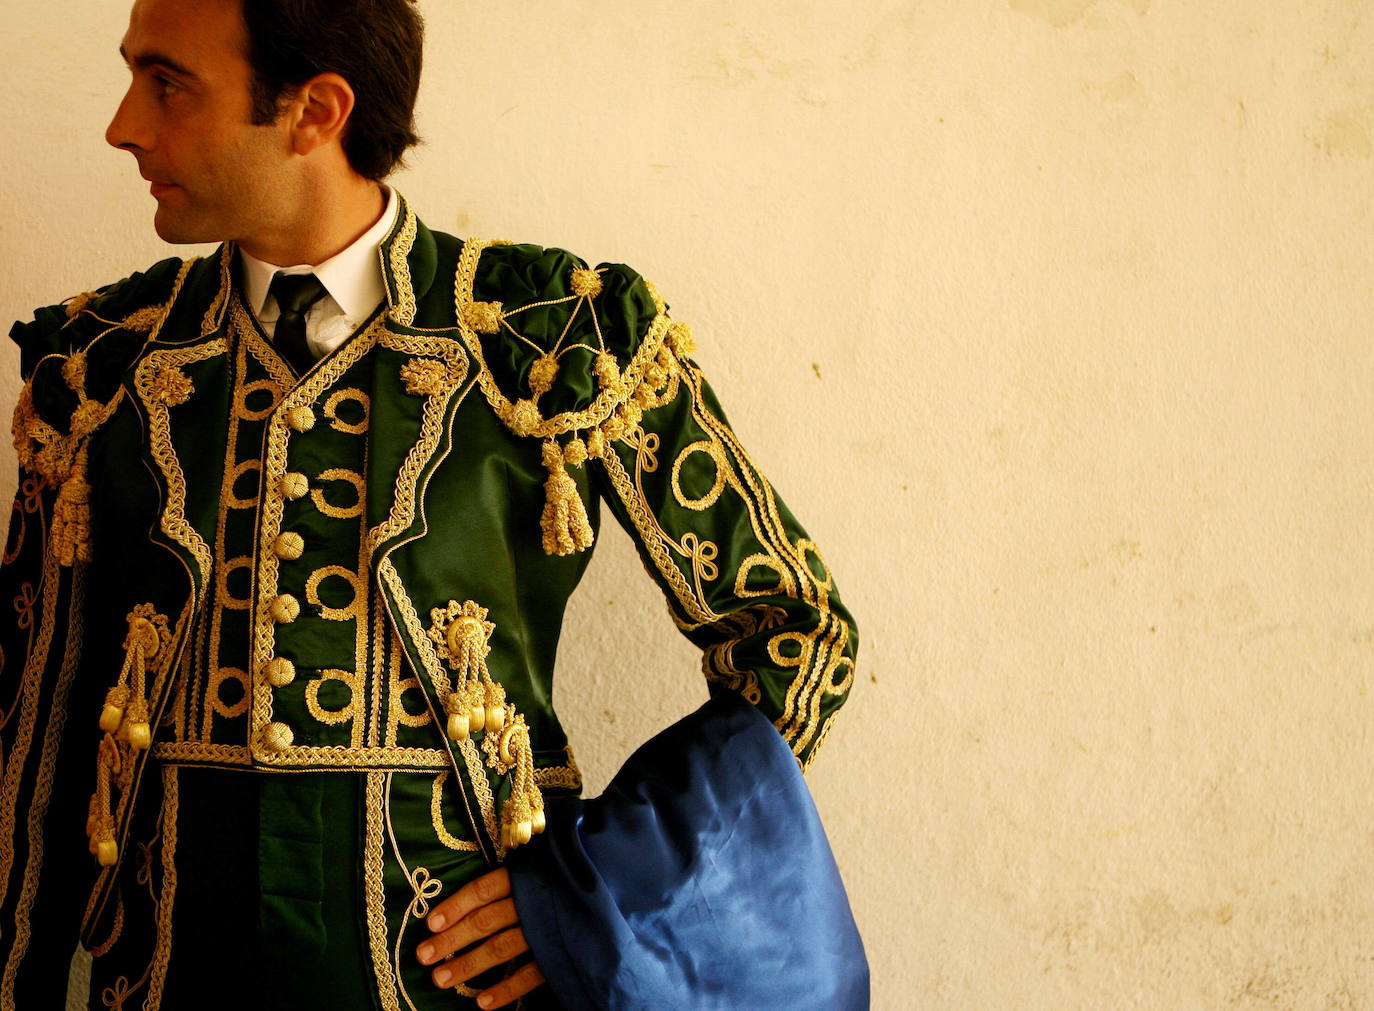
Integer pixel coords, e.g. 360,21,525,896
539,440,593,556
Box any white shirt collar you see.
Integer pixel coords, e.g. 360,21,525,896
239,185,398,324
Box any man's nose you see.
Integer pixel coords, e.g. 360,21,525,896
105,88,150,153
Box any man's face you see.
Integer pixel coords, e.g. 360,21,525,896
107,0,292,246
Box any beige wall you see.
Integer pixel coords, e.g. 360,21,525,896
5,1,1373,1007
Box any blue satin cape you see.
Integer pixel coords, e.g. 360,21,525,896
508,694,869,1009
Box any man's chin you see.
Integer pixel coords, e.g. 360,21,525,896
152,204,224,246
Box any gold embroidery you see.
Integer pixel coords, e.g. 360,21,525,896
593,356,853,764
392,676,435,730
0,560,86,1000
461,300,503,334
235,378,283,421
86,892,124,958
149,366,194,406
305,564,365,620
223,461,263,510
424,599,503,742
453,241,677,554
101,976,133,1010
323,388,371,435
671,439,728,510
379,561,495,862
305,669,362,728
364,340,472,555
309,468,366,519
134,340,224,590
208,667,250,719
144,765,179,1007
568,268,603,298
386,203,420,326
363,771,403,1011
398,358,448,397
214,556,253,608
429,772,479,851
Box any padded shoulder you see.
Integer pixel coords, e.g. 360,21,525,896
456,240,694,446
453,239,696,555
8,256,190,382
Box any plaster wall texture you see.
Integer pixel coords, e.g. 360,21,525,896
2,1,1371,1008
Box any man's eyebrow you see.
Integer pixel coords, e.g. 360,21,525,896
119,44,201,81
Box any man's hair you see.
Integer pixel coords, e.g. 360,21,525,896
241,0,424,181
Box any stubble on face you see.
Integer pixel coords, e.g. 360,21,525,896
112,0,295,247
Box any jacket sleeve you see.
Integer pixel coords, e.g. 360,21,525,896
0,310,99,1008
461,243,866,1008
0,265,181,1006
585,275,858,769
460,244,859,768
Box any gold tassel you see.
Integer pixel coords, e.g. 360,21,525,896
498,717,545,852
443,693,470,743
101,608,164,748
99,686,129,734
89,735,119,867
539,440,593,556
51,446,92,567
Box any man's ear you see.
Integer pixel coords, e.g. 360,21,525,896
287,72,356,157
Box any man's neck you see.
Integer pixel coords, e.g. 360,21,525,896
238,175,388,268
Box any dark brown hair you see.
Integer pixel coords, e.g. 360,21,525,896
241,0,424,181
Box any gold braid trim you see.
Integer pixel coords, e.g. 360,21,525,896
453,240,687,555
363,772,403,1011
143,766,179,1008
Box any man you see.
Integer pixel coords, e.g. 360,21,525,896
0,0,864,1008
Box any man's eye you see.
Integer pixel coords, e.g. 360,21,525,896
155,76,182,97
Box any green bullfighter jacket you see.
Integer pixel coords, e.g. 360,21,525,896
0,195,857,1006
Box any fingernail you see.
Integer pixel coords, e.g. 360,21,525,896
435,968,453,987
418,944,434,964
429,913,446,931
478,996,493,1009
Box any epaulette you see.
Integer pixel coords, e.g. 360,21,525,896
454,240,696,555
9,256,195,565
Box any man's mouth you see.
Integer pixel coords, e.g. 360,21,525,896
149,181,179,198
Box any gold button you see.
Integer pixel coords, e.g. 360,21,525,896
262,656,296,688
273,531,305,560
279,473,309,500
269,594,300,623
263,722,294,752
286,406,316,432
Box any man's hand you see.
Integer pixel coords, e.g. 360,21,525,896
416,867,546,1009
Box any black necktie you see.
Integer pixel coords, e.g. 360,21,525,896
269,272,327,376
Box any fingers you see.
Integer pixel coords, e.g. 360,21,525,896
429,926,531,991
426,867,511,934
474,960,547,1010
417,898,519,965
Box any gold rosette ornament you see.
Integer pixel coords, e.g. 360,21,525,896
427,600,506,742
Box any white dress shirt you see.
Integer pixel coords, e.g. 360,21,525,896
239,186,398,360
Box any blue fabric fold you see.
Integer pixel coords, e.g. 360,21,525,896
509,694,869,1010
